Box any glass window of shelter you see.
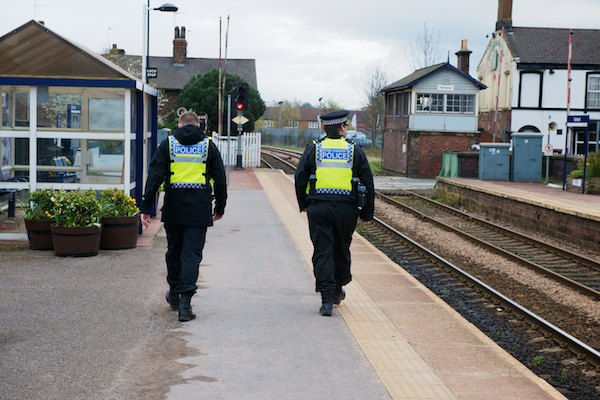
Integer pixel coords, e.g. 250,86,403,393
2,85,130,185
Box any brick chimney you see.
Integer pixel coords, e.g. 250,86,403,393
172,26,187,65
496,0,513,31
455,39,472,75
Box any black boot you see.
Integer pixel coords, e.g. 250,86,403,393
178,295,196,322
319,291,334,316
333,286,346,305
165,290,180,311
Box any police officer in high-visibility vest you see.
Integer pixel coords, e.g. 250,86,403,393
140,108,227,322
295,110,374,316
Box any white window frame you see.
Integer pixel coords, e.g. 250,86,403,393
417,92,475,114
587,75,600,109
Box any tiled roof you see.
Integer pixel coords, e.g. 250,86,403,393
149,56,257,90
381,62,486,92
505,27,600,67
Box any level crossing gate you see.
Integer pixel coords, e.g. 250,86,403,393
212,133,261,168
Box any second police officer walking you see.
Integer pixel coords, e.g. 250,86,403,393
294,110,375,316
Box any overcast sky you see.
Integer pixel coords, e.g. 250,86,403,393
2,0,600,109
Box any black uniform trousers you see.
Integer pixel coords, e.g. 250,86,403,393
307,200,358,293
164,224,208,296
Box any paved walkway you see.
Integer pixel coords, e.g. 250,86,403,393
165,169,391,400
0,170,572,399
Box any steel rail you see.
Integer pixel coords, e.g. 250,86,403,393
377,190,600,300
372,216,600,370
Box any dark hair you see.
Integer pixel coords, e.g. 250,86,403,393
324,124,342,136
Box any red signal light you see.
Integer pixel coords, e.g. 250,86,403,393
236,102,244,111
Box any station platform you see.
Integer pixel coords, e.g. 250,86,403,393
163,169,564,400
436,177,600,251
0,170,580,399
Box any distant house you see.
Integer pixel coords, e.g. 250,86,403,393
259,106,319,130
381,43,486,178
258,106,370,147
257,106,321,146
478,0,600,156
106,27,257,119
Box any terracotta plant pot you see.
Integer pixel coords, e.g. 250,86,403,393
100,216,139,250
24,219,54,250
51,225,102,257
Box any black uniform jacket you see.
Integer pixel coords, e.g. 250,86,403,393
140,124,227,227
294,134,375,221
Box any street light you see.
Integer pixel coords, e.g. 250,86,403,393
142,2,178,83
318,97,323,128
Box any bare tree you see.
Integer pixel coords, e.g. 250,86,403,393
277,100,300,128
320,99,340,113
361,66,389,152
405,23,443,70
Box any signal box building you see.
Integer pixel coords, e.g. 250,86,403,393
382,45,487,178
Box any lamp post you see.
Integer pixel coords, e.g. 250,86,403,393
142,2,178,83
318,97,323,133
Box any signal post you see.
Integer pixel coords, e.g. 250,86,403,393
232,83,249,169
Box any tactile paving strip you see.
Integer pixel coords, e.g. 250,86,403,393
255,169,457,399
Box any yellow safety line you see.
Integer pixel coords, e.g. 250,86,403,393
255,170,457,400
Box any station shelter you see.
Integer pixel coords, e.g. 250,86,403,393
0,20,159,238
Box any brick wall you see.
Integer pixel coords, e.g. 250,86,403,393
479,110,511,142
383,130,479,178
436,179,600,252
411,132,478,178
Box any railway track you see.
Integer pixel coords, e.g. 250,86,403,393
377,190,600,300
360,217,600,393
261,146,302,174
261,145,600,395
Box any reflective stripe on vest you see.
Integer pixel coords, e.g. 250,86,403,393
169,136,209,188
314,138,354,195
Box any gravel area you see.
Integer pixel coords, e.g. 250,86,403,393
374,199,600,350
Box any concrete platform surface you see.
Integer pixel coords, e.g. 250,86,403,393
253,169,565,400
440,177,600,220
0,169,569,399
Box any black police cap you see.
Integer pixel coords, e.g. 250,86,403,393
319,109,349,126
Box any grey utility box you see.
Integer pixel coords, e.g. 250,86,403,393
478,143,511,181
157,128,171,144
511,133,543,182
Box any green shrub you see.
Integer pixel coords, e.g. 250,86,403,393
52,190,102,227
24,189,57,221
584,151,600,177
569,169,584,179
99,188,139,217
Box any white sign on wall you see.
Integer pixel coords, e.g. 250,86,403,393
437,84,455,91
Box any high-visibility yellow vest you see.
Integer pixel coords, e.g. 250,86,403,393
168,136,210,188
312,138,354,195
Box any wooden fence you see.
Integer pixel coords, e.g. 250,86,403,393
213,133,261,168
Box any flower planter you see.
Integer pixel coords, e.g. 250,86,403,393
100,216,139,250
24,219,54,250
51,225,102,257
